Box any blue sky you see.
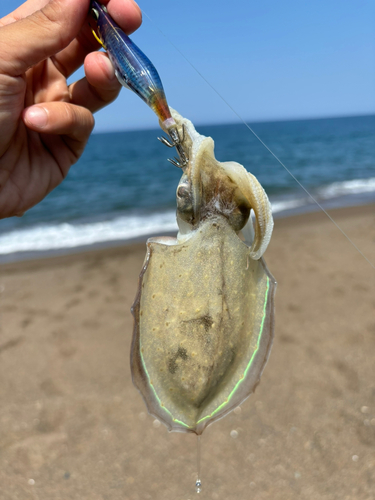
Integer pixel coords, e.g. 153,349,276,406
1,0,375,132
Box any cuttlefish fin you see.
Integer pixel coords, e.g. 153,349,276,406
220,161,274,260
243,171,273,259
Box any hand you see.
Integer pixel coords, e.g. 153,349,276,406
0,0,141,219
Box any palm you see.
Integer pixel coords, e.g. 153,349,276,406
0,0,141,219
1,63,74,216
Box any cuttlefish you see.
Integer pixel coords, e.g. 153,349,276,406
131,110,276,435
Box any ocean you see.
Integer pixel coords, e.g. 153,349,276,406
0,114,374,261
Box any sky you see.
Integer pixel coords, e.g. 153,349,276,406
1,0,375,132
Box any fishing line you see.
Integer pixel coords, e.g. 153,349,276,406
142,10,375,270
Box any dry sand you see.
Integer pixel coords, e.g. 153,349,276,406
0,205,374,500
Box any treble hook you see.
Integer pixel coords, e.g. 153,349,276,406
168,157,183,168
158,125,188,168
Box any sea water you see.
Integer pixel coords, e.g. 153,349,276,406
0,115,373,260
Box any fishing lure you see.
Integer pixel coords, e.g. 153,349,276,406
131,109,276,435
90,1,187,166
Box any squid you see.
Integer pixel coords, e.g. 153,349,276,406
131,110,276,435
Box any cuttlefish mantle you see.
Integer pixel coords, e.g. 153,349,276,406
131,109,276,435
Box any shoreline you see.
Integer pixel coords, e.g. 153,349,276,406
1,202,374,267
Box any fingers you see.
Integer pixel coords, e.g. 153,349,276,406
23,101,94,144
103,0,142,35
0,0,50,26
51,0,142,79
23,102,95,170
0,0,90,76
68,52,121,113
0,0,142,80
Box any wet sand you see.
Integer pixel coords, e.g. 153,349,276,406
0,204,374,500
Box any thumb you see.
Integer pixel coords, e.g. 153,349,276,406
0,0,89,76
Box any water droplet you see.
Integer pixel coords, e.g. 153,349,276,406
234,406,241,415
153,419,161,428
352,455,359,462
294,471,301,479
139,412,146,421
195,479,202,494
230,430,238,439
28,479,35,486
361,406,369,414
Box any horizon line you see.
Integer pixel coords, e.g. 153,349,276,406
92,112,375,135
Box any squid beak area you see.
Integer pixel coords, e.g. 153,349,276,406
197,152,252,231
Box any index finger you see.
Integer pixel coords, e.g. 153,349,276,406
0,0,90,75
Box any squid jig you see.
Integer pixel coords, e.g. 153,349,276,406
90,1,187,167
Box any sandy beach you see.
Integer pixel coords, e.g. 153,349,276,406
0,204,374,500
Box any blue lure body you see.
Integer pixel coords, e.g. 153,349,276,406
90,1,175,129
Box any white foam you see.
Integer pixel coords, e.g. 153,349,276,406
0,211,178,255
0,199,307,255
318,177,375,199
270,199,306,213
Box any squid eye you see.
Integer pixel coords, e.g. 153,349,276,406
177,185,190,199
91,8,99,20
176,181,194,223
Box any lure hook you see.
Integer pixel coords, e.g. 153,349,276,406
157,136,175,148
158,125,188,167
167,157,183,168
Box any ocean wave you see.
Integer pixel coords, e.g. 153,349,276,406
0,177,373,255
317,177,375,199
0,211,178,255
0,200,299,255
270,199,306,213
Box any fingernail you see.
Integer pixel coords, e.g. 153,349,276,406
25,107,48,128
100,54,116,81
